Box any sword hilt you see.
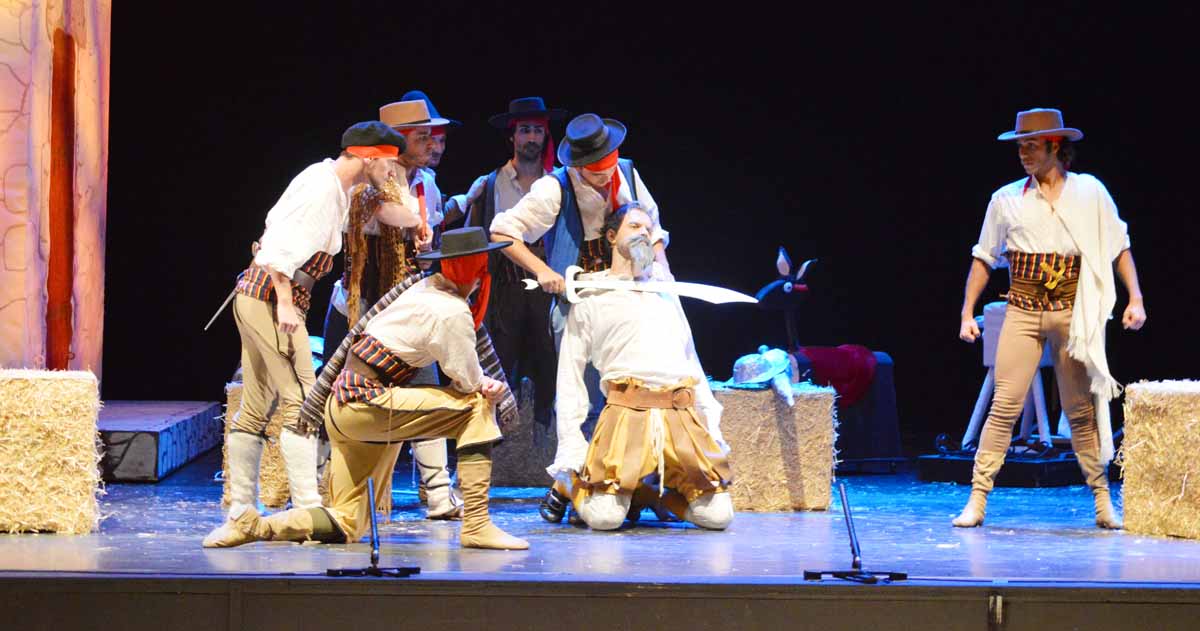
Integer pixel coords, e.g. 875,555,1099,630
520,265,585,304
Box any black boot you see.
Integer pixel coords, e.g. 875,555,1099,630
539,487,569,523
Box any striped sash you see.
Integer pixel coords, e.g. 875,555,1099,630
234,251,335,314
298,272,518,435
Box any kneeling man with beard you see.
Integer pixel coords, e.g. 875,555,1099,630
547,202,734,531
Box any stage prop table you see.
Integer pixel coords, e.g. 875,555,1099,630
714,382,837,511
1120,380,1200,540
0,370,102,534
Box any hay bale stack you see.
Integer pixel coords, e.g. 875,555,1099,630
491,378,556,487
1120,380,1200,539
715,382,837,511
221,381,292,508
0,369,103,534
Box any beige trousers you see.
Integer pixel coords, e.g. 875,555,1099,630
323,385,501,541
231,294,316,435
979,305,1098,456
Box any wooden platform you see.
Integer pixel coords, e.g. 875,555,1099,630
98,401,223,482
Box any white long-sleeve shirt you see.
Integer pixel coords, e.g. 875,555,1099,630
971,172,1130,268
253,159,348,278
361,274,482,393
489,166,669,246
549,269,723,478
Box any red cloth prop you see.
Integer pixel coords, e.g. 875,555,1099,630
584,149,621,211
797,345,878,406
440,252,491,330
345,145,399,159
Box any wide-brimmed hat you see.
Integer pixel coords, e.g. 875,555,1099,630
341,121,407,156
556,113,626,167
416,227,512,261
488,96,568,129
379,99,450,129
997,108,1083,142
401,90,461,127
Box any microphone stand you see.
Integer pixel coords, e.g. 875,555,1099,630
803,483,907,584
327,478,420,578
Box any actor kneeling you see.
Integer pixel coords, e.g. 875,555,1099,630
547,204,733,531
204,228,527,551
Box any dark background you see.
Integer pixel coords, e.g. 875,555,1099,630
104,3,1195,453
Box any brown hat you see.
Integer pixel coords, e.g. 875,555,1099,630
997,108,1083,142
379,99,450,129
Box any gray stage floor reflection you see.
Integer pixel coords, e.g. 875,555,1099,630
2,450,1198,585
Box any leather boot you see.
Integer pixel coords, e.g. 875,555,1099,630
413,438,462,519
279,430,322,509
202,507,314,548
952,451,1006,527
458,459,528,550
539,481,571,523
1075,448,1123,529
225,431,264,518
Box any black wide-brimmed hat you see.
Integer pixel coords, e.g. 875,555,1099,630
341,121,407,153
556,113,626,167
401,90,461,127
416,227,512,261
488,96,568,129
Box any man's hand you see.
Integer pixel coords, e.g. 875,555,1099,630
537,268,566,294
465,175,487,207
1122,299,1147,330
479,376,508,403
415,223,434,252
959,315,981,343
277,303,303,335
365,158,393,188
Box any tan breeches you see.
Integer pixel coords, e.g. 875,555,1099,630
979,305,1098,455
322,386,501,541
231,294,316,435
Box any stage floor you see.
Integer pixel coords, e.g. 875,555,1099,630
2,450,1199,586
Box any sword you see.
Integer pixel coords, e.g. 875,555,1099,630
203,288,238,331
522,265,758,305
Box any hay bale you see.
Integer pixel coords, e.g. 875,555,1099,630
715,382,838,511
491,378,556,487
221,381,291,508
0,369,103,534
1120,380,1200,539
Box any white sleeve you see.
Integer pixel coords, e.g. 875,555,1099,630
547,301,593,483
631,167,669,247
254,166,341,277
375,169,423,229
970,195,1006,269
427,310,484,394
1095,178,1131,258
489,173,563,243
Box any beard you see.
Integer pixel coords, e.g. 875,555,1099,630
516,140,544,163
620,234,655,279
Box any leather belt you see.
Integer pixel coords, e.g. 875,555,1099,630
606,383,695,410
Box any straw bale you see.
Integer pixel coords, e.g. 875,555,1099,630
715,382,838,511
491,378,556,487
221,381,292,508
1119,380,1200,539
0,369,103,534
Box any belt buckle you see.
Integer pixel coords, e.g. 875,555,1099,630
671,388,693,408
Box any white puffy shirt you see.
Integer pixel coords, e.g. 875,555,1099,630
972,172,1130,268
253,159,348,278
489,166,669,246
361,274,482,393
550,269,723,476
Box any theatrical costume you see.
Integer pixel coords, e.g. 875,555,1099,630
211,122,406,535
954,109,1135,530
204,228,527,551
462,97,568,432
547,267,734,531
322,96,462,519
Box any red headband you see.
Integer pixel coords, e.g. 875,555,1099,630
430,126,446,138
509,116,555,172
583,150,621,211
345,145,399,159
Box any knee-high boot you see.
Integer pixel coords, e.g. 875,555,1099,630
1075,448,1123,529
413,438,462,519
225,431,264,519
279,429,322,509
952,451,1006,527
202,506,340,548
458,456,528,550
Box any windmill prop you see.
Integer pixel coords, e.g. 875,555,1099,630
754,247,816,353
